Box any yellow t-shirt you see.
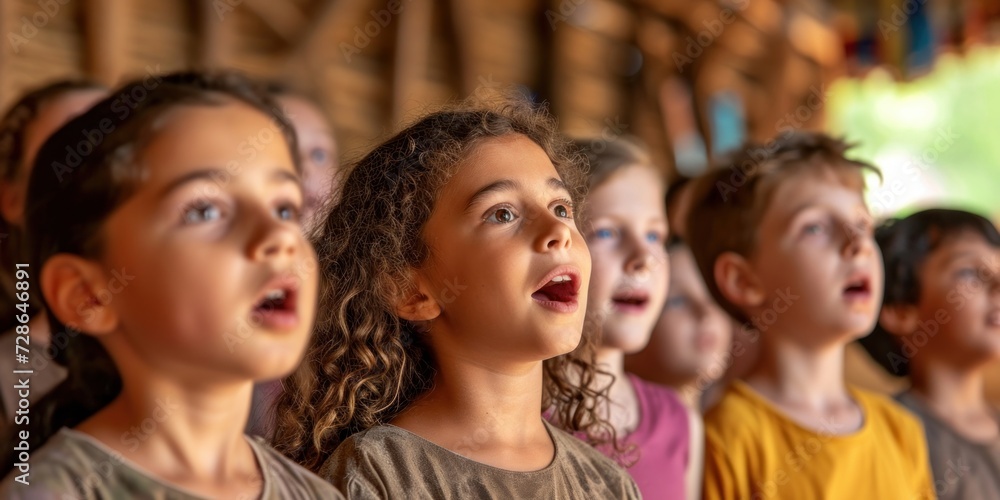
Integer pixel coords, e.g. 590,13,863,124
704,380,936,500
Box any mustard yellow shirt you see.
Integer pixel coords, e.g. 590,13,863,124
704,380,936,500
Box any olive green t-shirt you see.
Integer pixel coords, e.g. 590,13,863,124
0,428,343,499
321,420,641,499
897,391,1000,500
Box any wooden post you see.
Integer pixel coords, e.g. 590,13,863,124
194,0,232,69
391,0,432,123
83,0,128,86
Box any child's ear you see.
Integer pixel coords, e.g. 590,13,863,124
41,254,119,335
714,251,766,308
0,180,25,226
879,304,918,337
394,272,442,323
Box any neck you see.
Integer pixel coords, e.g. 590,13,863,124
910,356,989,414
747,334,849,404
399,353,549,449
82,374,254,477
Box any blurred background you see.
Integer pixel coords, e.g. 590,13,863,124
2,0,999,395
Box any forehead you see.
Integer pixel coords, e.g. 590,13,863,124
441,134,561,195
586,164,665,214
925,230,1000,266
760,168,867,222
139,102,295,183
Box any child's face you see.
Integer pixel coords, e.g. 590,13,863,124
642,246,731,380
98,102,318,381
912,232,1000,366
585,165,669,353
417,134,591,365
748,171,882,347
4,89,105,226
278,96,337,224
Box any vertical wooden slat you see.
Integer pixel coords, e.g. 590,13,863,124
391,0,432,124
0,0,9,106
83,0,129,86
194,0,232,69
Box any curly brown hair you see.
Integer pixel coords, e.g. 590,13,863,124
272,96,615,472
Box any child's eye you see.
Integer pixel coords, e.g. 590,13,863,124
309,148,330,166
552,199,574,219
646,231,663,244
956,268,980,281
664,295,689,309
485,206,518,224
593,228,616,240
276,203,300,222
182,200,223,224
802,222,828,236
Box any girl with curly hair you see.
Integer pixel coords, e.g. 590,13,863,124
273,97,640,498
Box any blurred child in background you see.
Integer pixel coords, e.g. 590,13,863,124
0,80,106,431
573,136,691,499
688,133,935,499
862,208,1000,499
625,236,733,500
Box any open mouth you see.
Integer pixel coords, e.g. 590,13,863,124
611,289,650,313
531,267,581,313
842,274,872,302
251,276,300,329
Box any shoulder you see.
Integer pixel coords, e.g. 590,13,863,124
704,382,769,443
318,426,421,498
629,375,688,420
853,387,925,437
547,424,641,498
248,436,344,499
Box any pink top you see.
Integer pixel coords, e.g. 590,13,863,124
615,374,690,500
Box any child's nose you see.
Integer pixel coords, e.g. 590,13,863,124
249,218,301,261
533,212,573,252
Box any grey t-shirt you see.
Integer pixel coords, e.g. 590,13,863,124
0,428,344,499
321,420,641,499
896,391,1000,500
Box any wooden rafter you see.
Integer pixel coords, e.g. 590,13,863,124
392,0,433,123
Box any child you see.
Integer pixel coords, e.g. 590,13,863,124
861,208,1000,500
572,137,691,499
686,132,935,499
265,82,339,224
625,237,734,500
246,82,340,440
0,80,106,431
626,237,733,408
0,71,342,499
273,99,640,498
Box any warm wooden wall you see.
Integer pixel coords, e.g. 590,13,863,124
0,0,840,177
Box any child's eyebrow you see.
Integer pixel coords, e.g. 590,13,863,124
158,168,301,199
464,177,568,211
